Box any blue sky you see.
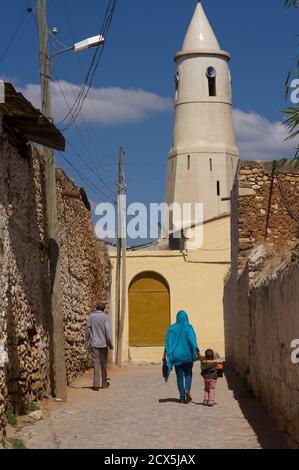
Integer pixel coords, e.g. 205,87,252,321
0,0,298,237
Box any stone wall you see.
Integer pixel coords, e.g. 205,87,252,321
0,139,52,413
0,115,110,438
0,205,9,438
224,160,299,444
238,161,299,261
57,171,110,383
224,246,299,444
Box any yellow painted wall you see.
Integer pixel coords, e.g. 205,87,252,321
109,217,230,363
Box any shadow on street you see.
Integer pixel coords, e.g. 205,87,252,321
225,365,289,449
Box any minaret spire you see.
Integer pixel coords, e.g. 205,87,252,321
182,0,220,52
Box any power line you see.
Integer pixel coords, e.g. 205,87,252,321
58,0,118,130
64,136,117,200
0,7,28,65
32,2,117,205
53,54,117,193
58,0,112,139
51,66,116,198
60,0,106,127
58,146,116,204
57,2,109,128
58,151,116,205
48,7,118,198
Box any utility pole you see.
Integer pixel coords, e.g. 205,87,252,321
115,146,126,365
37,0,67,400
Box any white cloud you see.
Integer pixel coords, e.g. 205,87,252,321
0,74,21,85
3,76,296,160
233,109,295,161
19,80,172,125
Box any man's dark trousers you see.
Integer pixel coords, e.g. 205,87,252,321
91,347,108,388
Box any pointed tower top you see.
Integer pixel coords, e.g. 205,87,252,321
182,1,220,52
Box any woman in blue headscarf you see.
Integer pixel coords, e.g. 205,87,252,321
163,310,199,403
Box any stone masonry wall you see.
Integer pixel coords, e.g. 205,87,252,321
0,119,52,437
57,170,110,383
224,160,299,444
238,161,299,260
0,116,110,438
0,204,8,439
224,247,299,444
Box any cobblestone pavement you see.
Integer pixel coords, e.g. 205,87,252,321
16,364,288,449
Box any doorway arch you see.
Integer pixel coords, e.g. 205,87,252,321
128,272,170,347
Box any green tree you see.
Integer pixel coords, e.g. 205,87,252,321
283,0,299,162
285,0,298,7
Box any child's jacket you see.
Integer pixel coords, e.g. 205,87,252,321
201,360,218,380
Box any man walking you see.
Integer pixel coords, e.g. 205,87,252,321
86,303,113,391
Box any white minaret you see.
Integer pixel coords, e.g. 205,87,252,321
166,1,239,248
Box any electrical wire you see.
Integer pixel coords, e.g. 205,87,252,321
60,0,106,127
55,2,106,154
57,151,116,205
57,0,111,128
29,1,118,205
64,137,117,201
0,7,28,65
49,1,118,200
52,65,116,199
57,0,118,130
68,0,117,125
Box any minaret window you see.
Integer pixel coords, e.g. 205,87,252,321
209,158,213,171
175,71,180,100
206,67,217,97
217,181,221,196
187,155,191,170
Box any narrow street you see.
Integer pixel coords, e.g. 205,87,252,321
16,365,288,449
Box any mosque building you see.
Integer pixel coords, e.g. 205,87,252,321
109,1,239,362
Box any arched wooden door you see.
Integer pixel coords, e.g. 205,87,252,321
129,272,170,347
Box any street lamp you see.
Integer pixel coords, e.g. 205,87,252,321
74,34,105,52
51,34,105,58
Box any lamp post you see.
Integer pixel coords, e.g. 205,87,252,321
36,0,105,401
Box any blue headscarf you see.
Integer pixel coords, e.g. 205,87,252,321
164,310,198,382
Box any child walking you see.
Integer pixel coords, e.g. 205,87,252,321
201,349,222,407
